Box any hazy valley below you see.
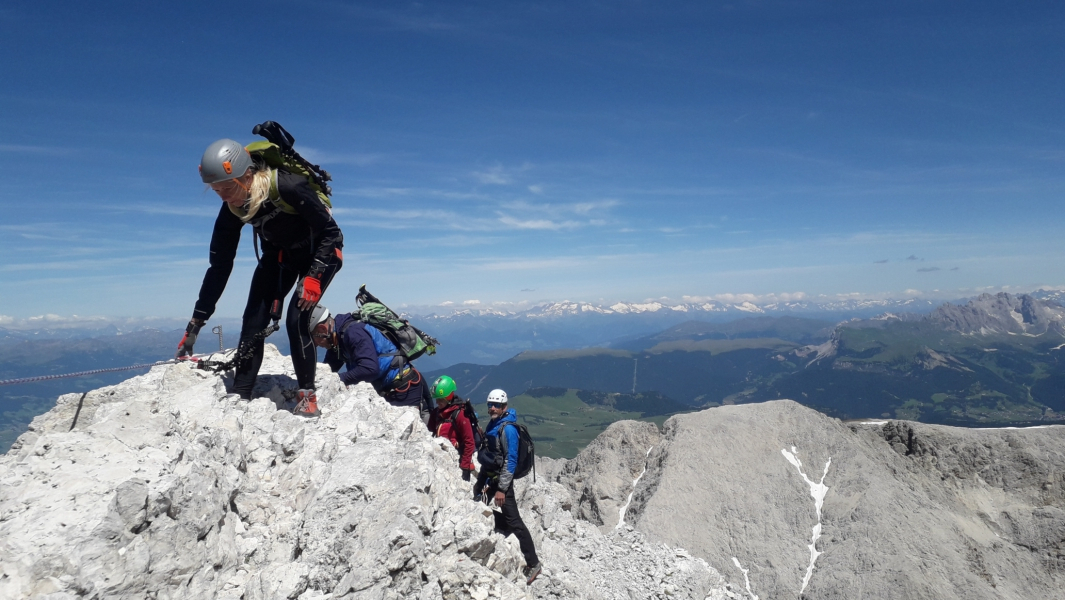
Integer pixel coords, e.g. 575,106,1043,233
3,291,1064,455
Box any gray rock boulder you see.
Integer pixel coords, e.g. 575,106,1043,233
0,345,736,600
622,400,1065,600
549,420,661,531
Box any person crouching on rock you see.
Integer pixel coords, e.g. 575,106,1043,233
310,306,433,412
427,375,477,481
177,138,343,418
473,389,541,585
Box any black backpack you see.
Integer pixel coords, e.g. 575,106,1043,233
445,397,484,448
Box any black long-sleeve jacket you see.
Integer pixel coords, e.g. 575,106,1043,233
192,171,344,321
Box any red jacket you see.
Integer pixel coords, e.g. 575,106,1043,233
427,402,476,470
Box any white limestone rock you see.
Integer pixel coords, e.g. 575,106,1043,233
0,345,732,600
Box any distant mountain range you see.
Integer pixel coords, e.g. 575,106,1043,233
929,292,1065,336
409,290,1064,367
427,293,1065,427
416,296,948,320
4,290,1064,453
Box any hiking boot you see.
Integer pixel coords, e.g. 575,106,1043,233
293,389,320,418
523,562,542,585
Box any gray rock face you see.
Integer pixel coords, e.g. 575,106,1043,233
0,345,734,600
621,400,1065,600
929,292,1065,336
550,420,661,531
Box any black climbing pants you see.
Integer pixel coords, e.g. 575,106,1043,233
482,477,539,567
232,245,342,398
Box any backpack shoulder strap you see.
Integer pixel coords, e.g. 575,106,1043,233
339,317,354,336
265,169,299,215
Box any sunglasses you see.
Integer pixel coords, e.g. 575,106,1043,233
210,178,249,196
487,402,506,408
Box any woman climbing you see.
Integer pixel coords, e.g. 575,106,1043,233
176,133,343,417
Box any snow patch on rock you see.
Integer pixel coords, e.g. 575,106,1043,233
780,447,831,595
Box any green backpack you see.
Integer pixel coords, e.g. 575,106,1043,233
241,122,335,260
356,285,439,361
246,121,333,214
245,140,332,214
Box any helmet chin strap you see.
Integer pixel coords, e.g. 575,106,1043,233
233,172,250,193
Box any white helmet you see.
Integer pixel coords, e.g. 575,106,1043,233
308,305,332,335
487,389,508,404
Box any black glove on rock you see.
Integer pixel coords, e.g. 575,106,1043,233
176,319,204,359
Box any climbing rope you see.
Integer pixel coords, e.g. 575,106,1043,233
0,360,180,386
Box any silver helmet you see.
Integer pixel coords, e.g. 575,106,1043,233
308,305,332,335
199,139,253,184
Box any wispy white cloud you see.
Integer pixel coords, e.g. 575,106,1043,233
475,257,585,271
496,215,581,230
98,204,218,217
473,165,515,185
334,196,618,232
0,144,71,155
336,187,488,201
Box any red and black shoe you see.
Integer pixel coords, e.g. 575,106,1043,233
293,389,320,418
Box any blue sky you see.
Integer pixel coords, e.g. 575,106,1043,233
1,0,1063,320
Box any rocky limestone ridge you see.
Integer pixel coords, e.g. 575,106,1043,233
540,421,662,532
929,292,1065,336
552,400,1065,600
0,345,739,600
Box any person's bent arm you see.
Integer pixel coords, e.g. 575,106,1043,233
337,324,381,386
323,347,344,373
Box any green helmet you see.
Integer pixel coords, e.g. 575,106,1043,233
199,138,253,184
432,375,457,401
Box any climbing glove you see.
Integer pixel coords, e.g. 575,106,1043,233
462,468,473,482
297,276,322,309
176,319,204,359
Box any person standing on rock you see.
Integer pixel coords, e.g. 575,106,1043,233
177,136,343,418
426,375,477,481
309,306,433,412
473,389,541,585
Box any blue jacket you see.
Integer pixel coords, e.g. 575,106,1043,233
323,313,402,388
481,408,520,490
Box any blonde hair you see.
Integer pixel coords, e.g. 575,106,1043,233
225,168,273,222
